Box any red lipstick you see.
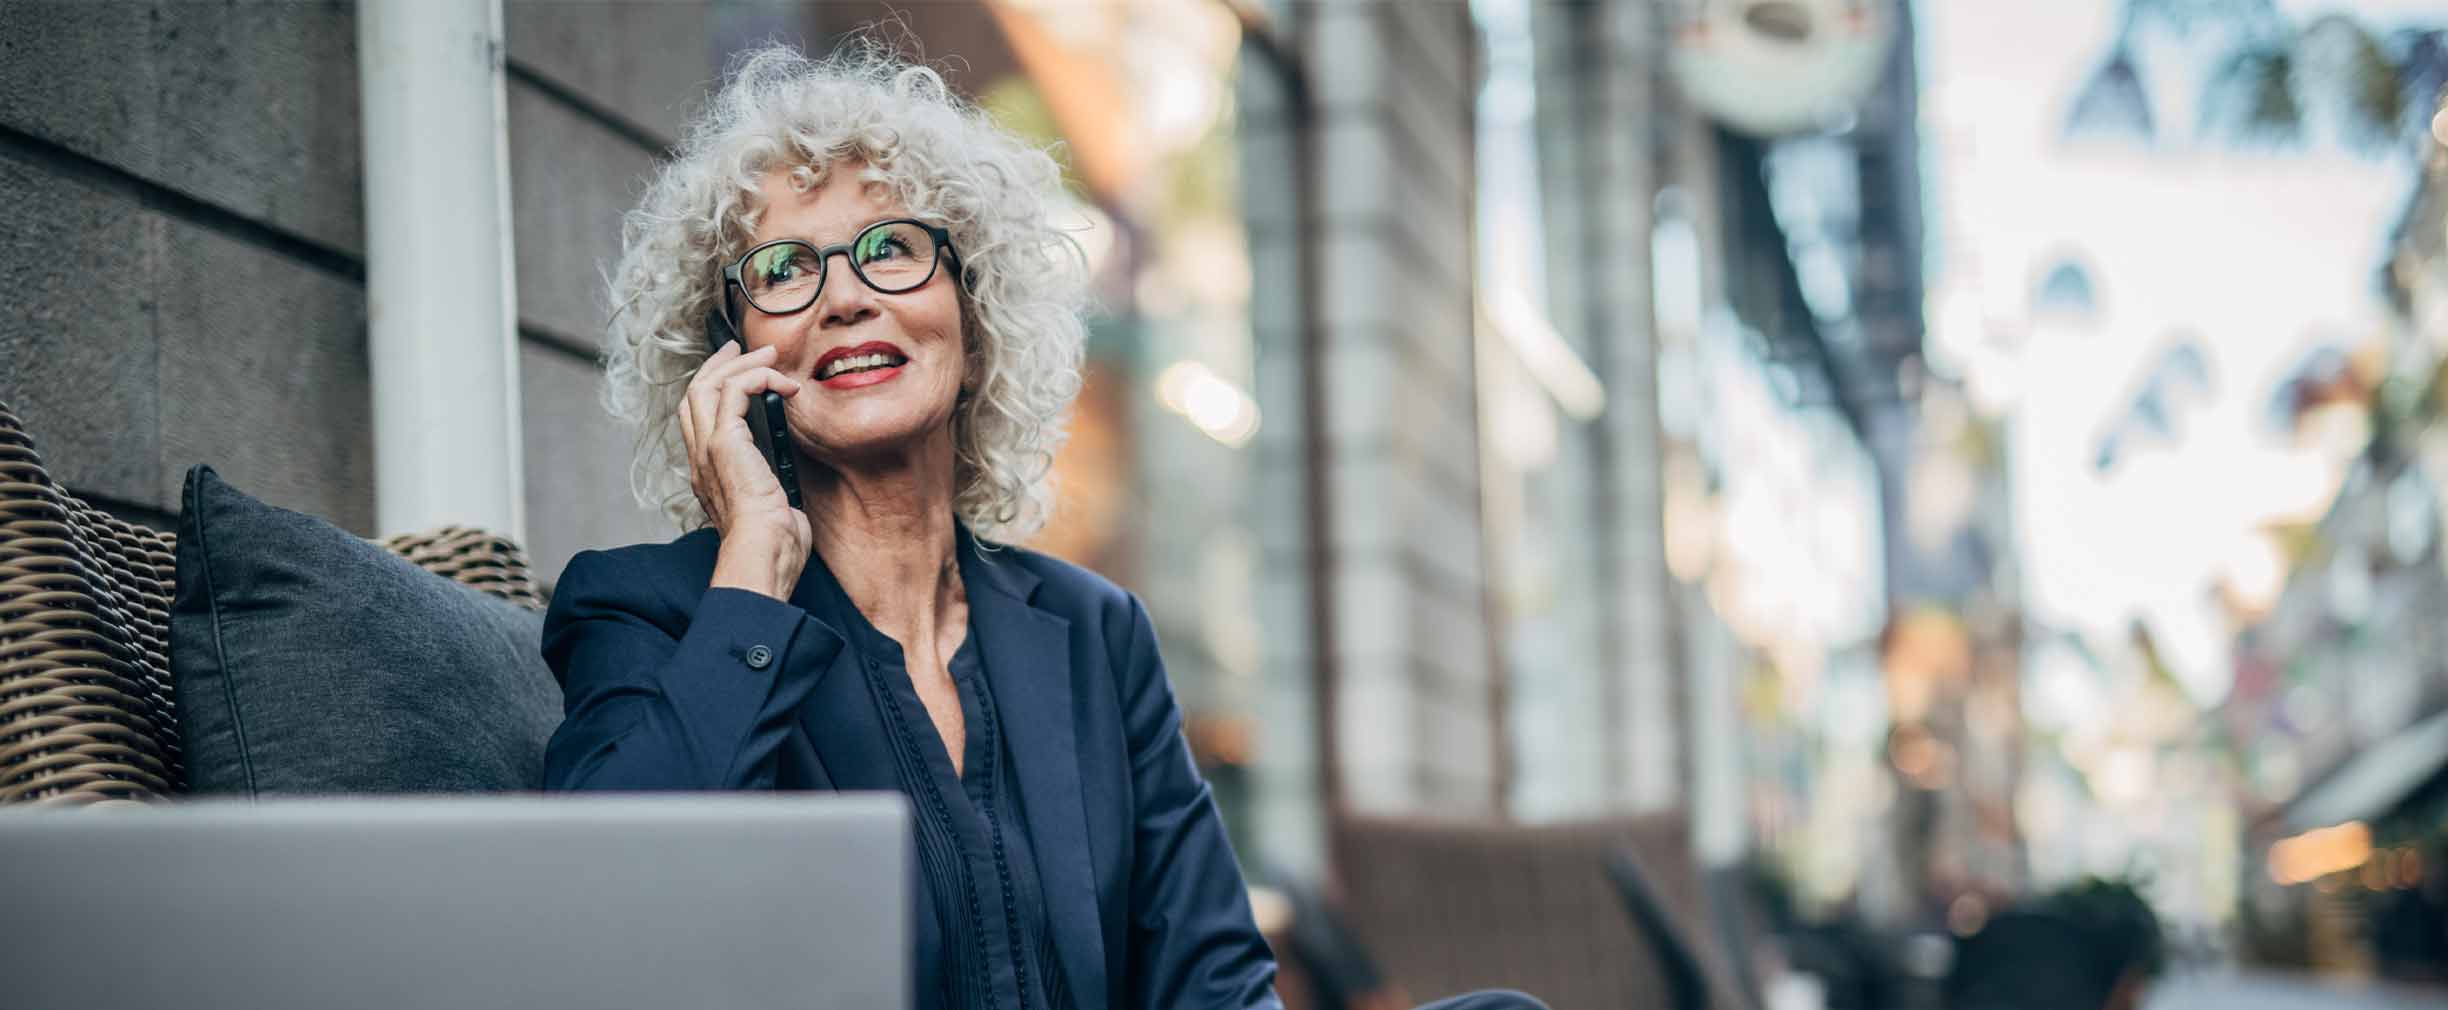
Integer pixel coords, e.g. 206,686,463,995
813,341,909,390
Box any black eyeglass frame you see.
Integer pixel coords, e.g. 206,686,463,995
717,218,965,330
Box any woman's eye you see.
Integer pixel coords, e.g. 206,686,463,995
857,230,911,263
757,249,818,285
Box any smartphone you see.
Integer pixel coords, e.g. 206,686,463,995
705,308,805,510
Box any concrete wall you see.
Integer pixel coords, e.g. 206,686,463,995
1248,0,1499,821
502,0,714,586
0,0,702,590
1242,28,1323,874
1530,0,1683,814
0,1,372,532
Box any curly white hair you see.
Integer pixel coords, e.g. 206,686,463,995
600,40,1088,542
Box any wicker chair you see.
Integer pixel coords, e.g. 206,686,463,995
0,400,544,806
1328,812,1756,1010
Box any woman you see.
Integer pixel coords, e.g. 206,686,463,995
544,42,1544,1010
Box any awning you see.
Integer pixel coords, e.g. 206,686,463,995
2285,707,2448,832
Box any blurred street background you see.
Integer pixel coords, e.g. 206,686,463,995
7,0,2448,1007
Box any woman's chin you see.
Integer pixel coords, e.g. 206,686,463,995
799,421,946,467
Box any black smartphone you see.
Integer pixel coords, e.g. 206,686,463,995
705,308,805,510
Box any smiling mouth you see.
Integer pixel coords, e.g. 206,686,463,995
817,351,909,380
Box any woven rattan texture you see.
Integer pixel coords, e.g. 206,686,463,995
0,401,543,805
0,410,179,805
377,526,547,612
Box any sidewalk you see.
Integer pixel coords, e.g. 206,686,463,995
2143,969,2445,1010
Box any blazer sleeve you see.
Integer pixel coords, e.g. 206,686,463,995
1115,593,1285,1010
540,548,836,790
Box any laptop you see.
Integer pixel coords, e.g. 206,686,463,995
0,794,910,1010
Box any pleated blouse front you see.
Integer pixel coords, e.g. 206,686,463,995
805,555,1072,1010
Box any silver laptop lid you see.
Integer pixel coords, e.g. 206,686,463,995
0,794,910,1010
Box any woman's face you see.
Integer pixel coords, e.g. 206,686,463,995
732,164,967,466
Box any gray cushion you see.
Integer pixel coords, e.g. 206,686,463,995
170,464,560,794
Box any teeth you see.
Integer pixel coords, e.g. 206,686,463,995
819,352,904,379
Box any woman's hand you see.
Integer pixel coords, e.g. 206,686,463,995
680,340,812,600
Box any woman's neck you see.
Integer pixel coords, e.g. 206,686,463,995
796,438,965,647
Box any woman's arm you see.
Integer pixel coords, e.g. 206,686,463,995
541,547,836,790
1116,594,1285,1010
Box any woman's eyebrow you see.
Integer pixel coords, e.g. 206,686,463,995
771,217,904,248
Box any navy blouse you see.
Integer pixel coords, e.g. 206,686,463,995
804,551,1071,1010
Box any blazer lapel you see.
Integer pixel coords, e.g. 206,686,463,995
779,556,873,792
790,623,881,790
961,530,1110,1010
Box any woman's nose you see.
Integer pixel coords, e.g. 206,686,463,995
815,255,882,329
821,298,880,328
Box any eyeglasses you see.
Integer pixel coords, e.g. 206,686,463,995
720,218,960,318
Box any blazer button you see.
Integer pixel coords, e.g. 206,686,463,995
744,644,774,670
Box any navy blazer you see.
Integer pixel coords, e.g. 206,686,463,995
539,525,1284,1010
